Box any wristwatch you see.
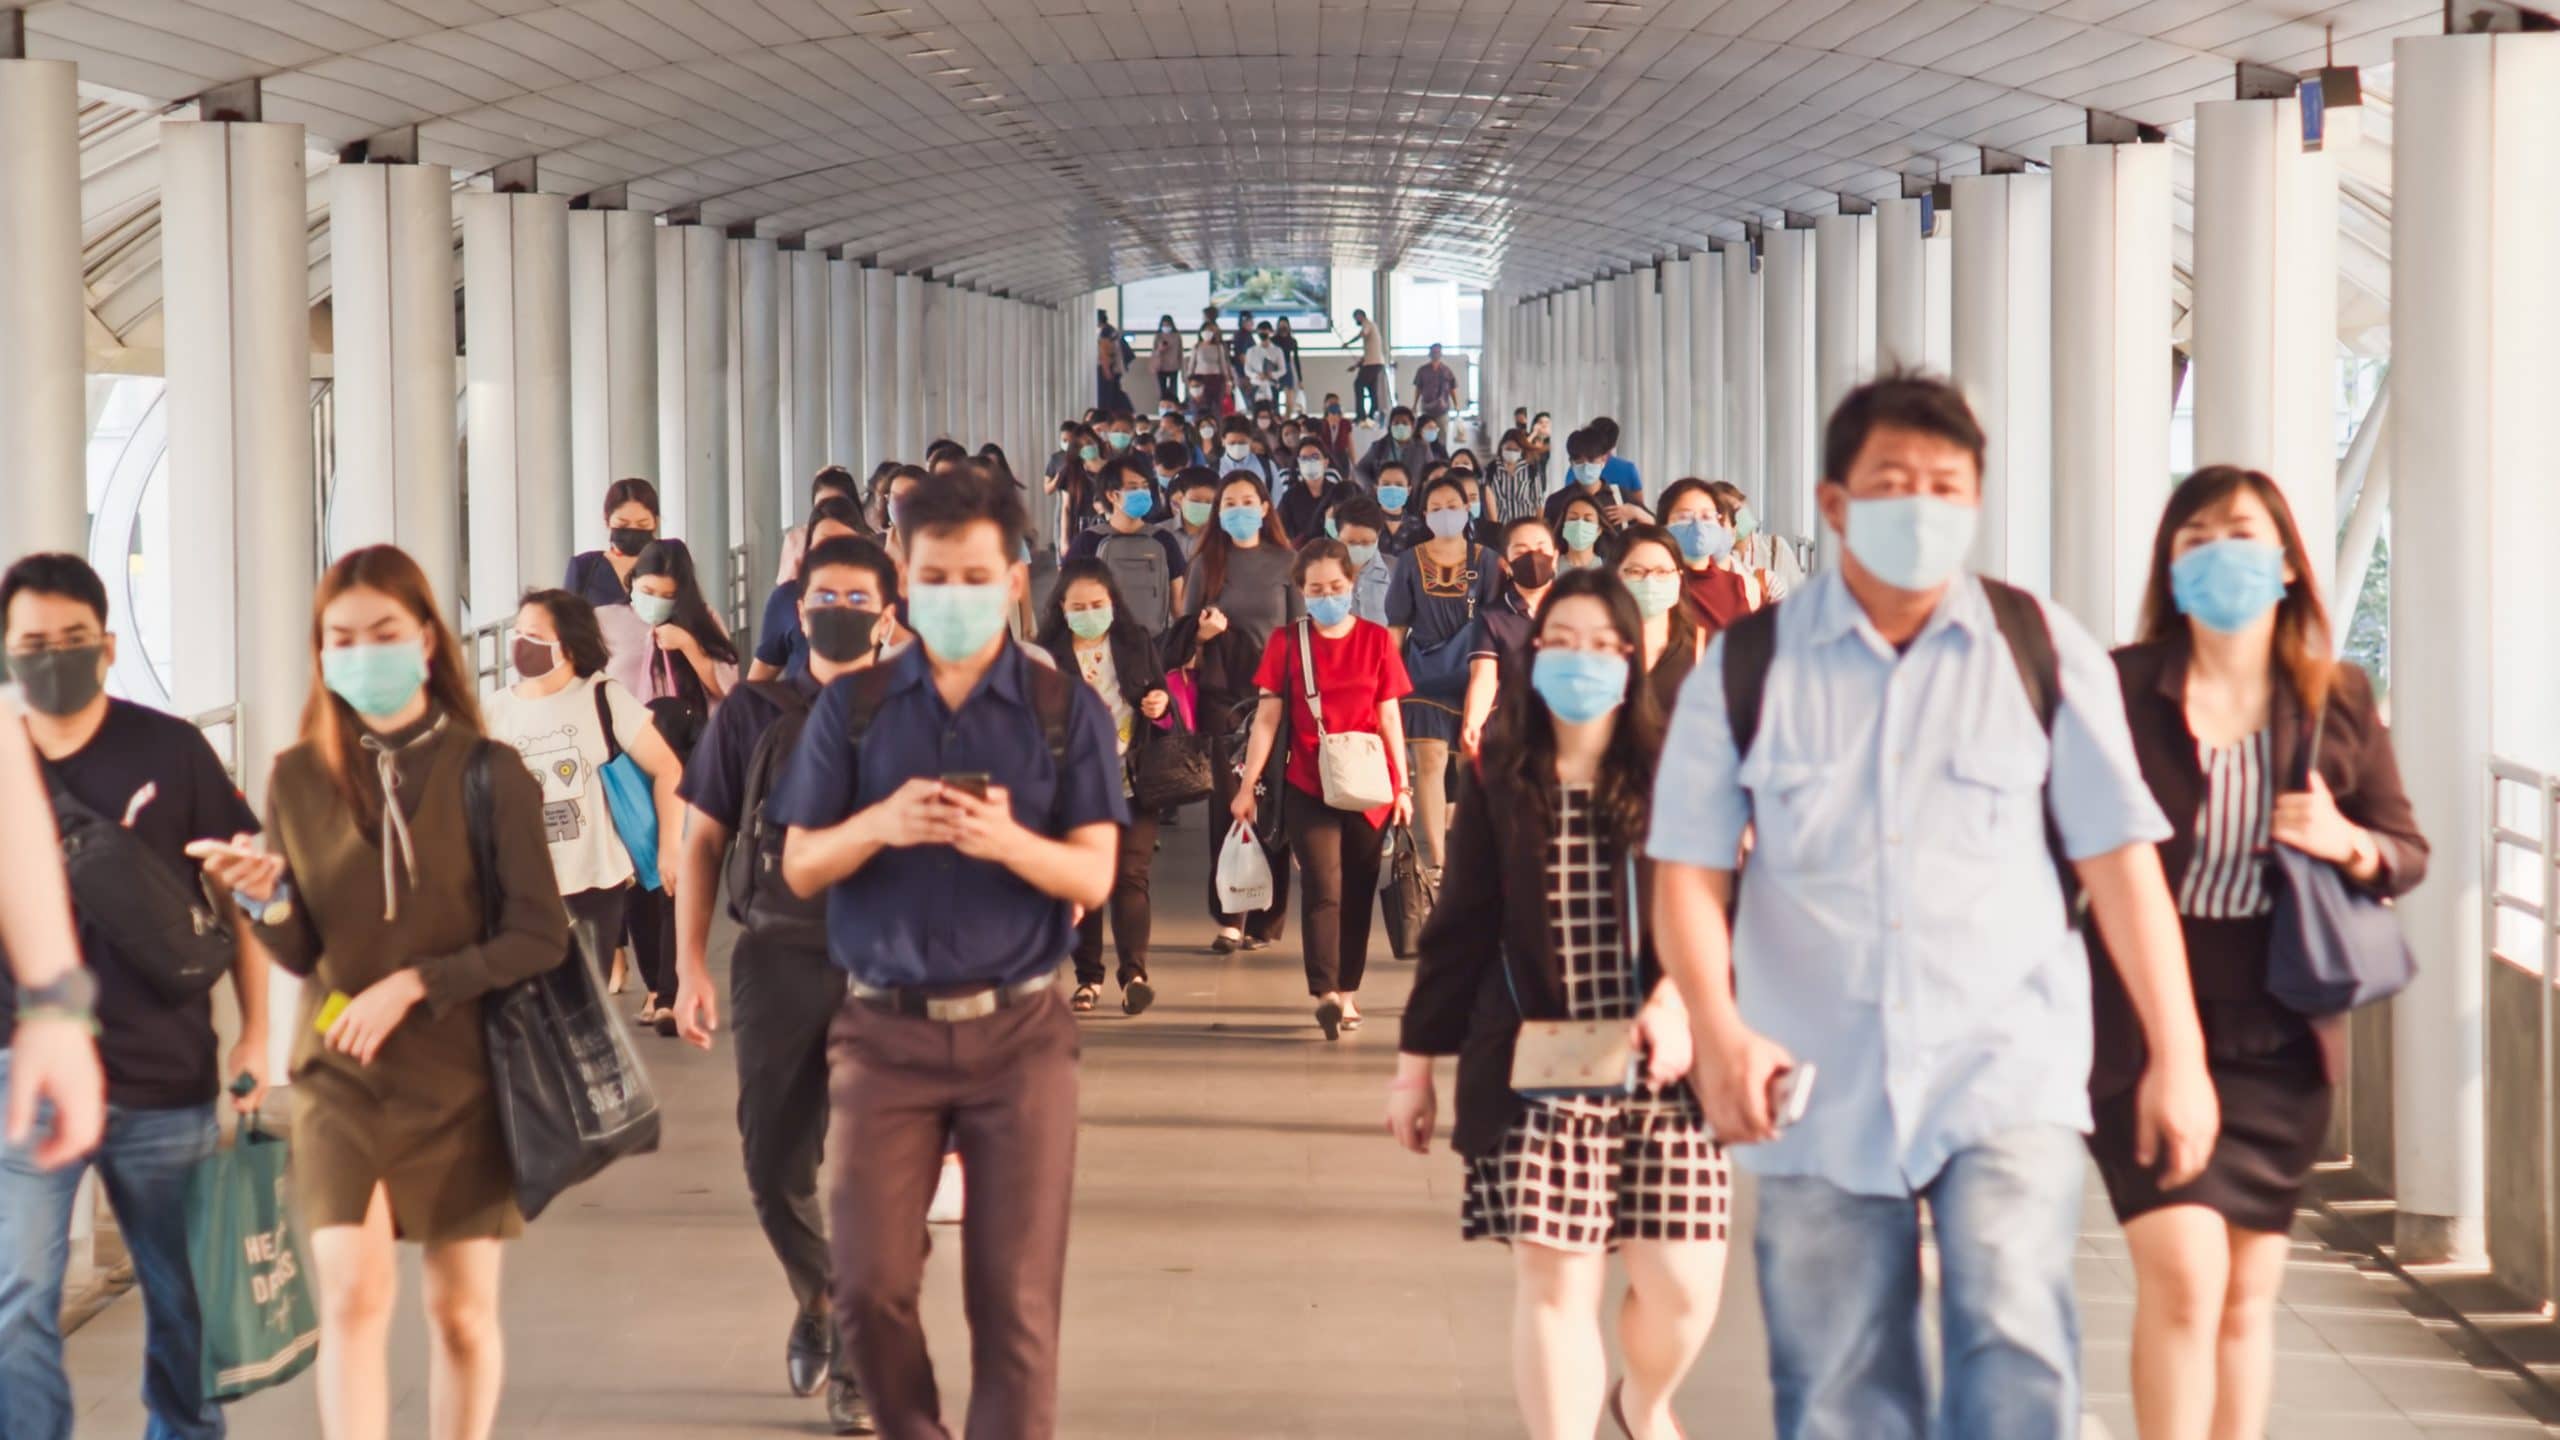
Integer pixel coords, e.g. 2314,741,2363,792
17,965,98,1028
235,880,295,928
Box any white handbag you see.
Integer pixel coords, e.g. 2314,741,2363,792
1294,619,1398,812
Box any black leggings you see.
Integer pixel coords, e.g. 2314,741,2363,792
1288,797,1386,998
1156,370,1181,404
1074,810,1161,986
624,885,677,1004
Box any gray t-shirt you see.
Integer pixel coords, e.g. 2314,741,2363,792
1186,540,1302,667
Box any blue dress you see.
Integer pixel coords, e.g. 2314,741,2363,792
1384,544,1499,745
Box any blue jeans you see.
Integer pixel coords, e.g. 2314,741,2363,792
0,1053,224,1440
1754,1123,2084,1440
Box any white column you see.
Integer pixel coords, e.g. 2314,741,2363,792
1659,263,1693,477
894,274,925,458
160,119,312,802
656,224,729,602
1722,245,1763,501
1877,196,1954,374
862,268,896,469
827,255,861,472
1814,212,1879,420
2390,30,2560,1266
1951,173,2053,592
568,208,656,553
1687,255,1725,479
2192,94,2339,591
783,247,830,497
1761,227,1818,544
461,190,572,616
0,59,86,559
730,236,781,598
2050,142,2173,642
326,161,457,599
1557,290,1580,427
919,282,949,444
1634,267,1666,481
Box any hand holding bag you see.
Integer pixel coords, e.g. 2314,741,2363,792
1507,851,1646,1100
1130,704,1215,811
1379,823,1436,959
185,1107,319,1401
2266,704,2417,1016
1294,619,1397,812
1215,819,1276,913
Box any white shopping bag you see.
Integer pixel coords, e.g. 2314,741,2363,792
1215,820,1276,914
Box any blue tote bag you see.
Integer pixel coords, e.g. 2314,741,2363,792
591,681,661,891
2265,704,2416,1016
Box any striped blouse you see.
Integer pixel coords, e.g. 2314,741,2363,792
2178,728,2274,919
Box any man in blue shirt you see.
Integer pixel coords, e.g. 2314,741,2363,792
669,536,899,1434
1649,375,2218,1440
773,470,1124,1440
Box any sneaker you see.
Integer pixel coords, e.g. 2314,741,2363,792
927,1158,965,1225
1211,926,1244,953
826,1374,877,1435
1122,975,1155,1016
785,1310,831,1397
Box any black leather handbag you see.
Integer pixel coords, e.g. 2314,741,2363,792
464,744,661,1221
1130,710,1214,811
1378,823,1436,959
2265,707,2417,1017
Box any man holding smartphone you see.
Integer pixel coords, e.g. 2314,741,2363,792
775,470,1126,1440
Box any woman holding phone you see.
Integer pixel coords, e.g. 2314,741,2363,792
1387,567,1728,1440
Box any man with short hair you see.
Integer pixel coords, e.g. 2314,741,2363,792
1244,324,1288,408
0,554,271,1440
776,472,1126,1440
1648,375,2218,1440
1542,425,1650,534
1588,415,1644,511
1215,416,1280,490
671,537,901,1435
1331,495,1395,624
1413,342,1459,423
1278,433,1350,544
1350,307,1387,421
1355,405,1435,489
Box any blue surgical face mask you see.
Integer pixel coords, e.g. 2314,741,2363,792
2171,539,2289,634
1079,444,1101,464
1843,495,1978,591
1421,427,1440,444
1224,441,1252,462
1561,518,1601,553
1300,457,1327,478
1066,605,1114,640
1377,484,1410,512
1118,490,1153,519
1324,516,1340,540
907,581,1012,660
1182,499,1214,527
1425,509,1470,541
1626,573,1682,620
1218,505,1263,542
1531,649,1628,724
631,593,677,626
1733,503,1760,540
1347,543,1379,570
1670,517,1735,564
1573,462,1605,488
322,640,429,719
1107,431,1133,451
1391,423,1413,441
1304,592,1355,628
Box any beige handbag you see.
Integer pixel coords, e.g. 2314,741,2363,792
1294,619,1397,812
1508,851,1647,1100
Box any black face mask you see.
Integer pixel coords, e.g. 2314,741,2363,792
11,645,106,718
610,526,654,558
805,607,880,665
1510,552,1556,591
511,636,559,680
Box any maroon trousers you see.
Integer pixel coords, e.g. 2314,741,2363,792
826,987,1081,1440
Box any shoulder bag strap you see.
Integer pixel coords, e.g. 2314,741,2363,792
591,678,624,762
1295,618,1328,739
2298,687,2330,791
461,741,503,942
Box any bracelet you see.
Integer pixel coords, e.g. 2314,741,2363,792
17,1007,100,1036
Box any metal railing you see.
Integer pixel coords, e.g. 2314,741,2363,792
727,544,753,640
188,704,242,786
2487,758,2560,1305
467,619,514,698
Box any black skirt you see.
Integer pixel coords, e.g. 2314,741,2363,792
2089,1024,2330,1235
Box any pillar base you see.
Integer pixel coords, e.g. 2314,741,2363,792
2394,1210,2485,1267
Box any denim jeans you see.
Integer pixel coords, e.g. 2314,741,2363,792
0,1053,224,1440
1754,1123,2084,1440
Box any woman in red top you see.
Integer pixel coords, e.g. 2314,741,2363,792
1656,478,1756,640
1233,538,1415,1040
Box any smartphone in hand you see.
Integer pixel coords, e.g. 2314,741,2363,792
1769,1063,1818,1132
940,772,992,801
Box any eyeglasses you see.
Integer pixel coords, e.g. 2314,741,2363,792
1619,566,1678,582
1533,635,1634,658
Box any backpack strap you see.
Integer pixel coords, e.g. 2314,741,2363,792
1981,579,2059,740
1718,601,1782,764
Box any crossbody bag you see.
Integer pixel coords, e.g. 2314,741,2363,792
1507,848,1647,1100
1293,619,1397,812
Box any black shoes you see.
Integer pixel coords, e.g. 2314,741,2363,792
1315,995,1343,1042
827,1374,877,1435
786,1310,831,1397
1122,975,1155,1016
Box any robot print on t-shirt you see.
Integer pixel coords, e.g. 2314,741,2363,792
516,723,589,845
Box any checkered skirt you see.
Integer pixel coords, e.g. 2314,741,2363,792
1461,785,1731,1251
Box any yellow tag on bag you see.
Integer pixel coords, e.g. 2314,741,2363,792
312,991,351,1034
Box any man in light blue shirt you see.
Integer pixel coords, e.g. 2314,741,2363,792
1650,375,2218,1440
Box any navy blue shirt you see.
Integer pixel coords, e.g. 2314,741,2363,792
767,642,1130,988
754,580,806,672
565,550,631,610
677,654,821,831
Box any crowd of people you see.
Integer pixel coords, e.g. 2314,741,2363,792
0,363,2428,1440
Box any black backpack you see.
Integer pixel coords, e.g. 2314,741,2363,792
42,767,235,1003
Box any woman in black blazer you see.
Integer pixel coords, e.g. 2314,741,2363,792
1387,568,1730,1440
1036,557,1173,1016
2094,465,2427,1440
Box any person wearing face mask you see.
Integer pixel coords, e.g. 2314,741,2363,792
1245,323,1289,409
1188,318,1231,417
1705,479,1795,603
1099,415,1139,461
1613,523,1707,713
1488,426,1543,523
1164,468,1223,562
661,536,900,1435
1151,315,1185,406
1355,405,1437,489
1458,516,1560,757
2093,467,2426,1440
1390,567,1731,1440
1556,493,1610,573
751,496,873,683
1272,316,1304,412
1233,539,1414,1040
1387,475,1504,879
1648,376,2217,1440
1413,343,1459,426
1653,477,1756,641
1176,474,1301,952
621,541,738,1024
1214,416,1280,493
772,472,1125,1440
1317,394,1354,465
566,477,665,609
1277,437,1349,543
1524,411,1555,486
191,545,570,1440
1035,560,1173,1017
1331,495,1396,625
1370,461,1420,555
775,466,866,586
1064,457,1190,635
0,555,270,1440
479,589,686,1028
1044,422,1107,544
1542,427,1649,536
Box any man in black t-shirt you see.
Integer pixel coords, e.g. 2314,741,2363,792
668,537,897,1436
0,553,265,1440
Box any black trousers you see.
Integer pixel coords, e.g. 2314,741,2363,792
624,885,678,1003
731,931,847,1320
1354,365,1386,421
1287,797,1386,997
1074,810,1160,987
1155,370,1181,404
563,886,629,975
1207,728,1289,940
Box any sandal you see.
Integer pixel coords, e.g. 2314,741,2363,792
1314,995,1343,1042
1071,984,1101,1012
1122,975,1155,1016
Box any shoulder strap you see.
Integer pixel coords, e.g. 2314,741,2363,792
1981,579,2059,741
1719,602,1782,763
591,678,624,762
1295,619,1328,737
748,677,813,717
1022,648,1076,767
462,741,503,942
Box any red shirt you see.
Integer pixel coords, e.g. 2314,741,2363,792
1681,565,1757,640
1252,619,1413,827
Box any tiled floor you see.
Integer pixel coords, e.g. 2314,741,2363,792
63,820,2556,1436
